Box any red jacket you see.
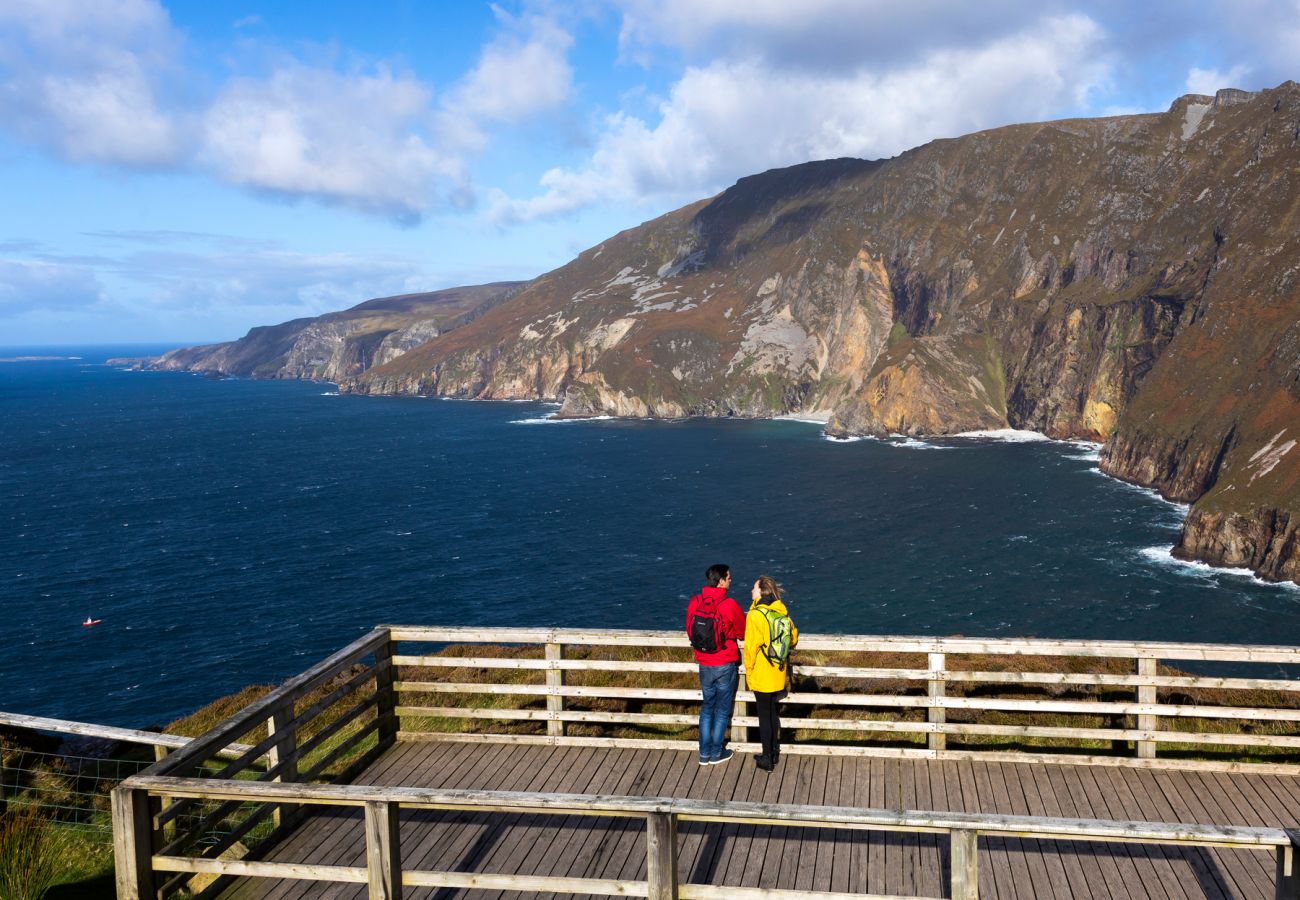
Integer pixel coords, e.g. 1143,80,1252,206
685,586,746,665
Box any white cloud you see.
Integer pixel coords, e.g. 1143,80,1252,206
202,61,457,221
0,0,180,165
495,12,1111,222
1185,0,1300,91
0,234,458,342
0,258,107,314
0,1,576,220
436,9,575,154
616,0,1038,69
1186,64,1252,96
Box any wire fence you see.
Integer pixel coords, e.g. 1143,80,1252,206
1,748,153,833
1,746,277,862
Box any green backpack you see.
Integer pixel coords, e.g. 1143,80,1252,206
759,606,794,670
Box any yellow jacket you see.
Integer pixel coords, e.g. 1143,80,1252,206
743,599,797,693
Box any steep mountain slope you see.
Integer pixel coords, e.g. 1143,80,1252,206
342,83,1300,584
151,281,523,381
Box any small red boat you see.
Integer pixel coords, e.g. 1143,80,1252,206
82,617,102,627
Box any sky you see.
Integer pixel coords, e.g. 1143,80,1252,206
0,1,1296,346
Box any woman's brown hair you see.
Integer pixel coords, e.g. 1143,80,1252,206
756,575,783,604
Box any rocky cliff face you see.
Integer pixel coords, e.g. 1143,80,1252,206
151,282,523,381
341,83,1300,584
160,84,1300,585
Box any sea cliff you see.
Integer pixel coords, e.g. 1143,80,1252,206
157,84,1300,585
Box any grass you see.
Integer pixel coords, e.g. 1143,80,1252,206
0,805,75,900
0,735,139,900
43,824,114,900
393,642,1300,765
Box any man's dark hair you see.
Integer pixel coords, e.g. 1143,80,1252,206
705,564,730,587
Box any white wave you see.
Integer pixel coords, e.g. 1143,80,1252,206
1139,546,1300,591
822,433,871,443
950,428,1051,442
775,412,832,424
512,415,615,425
1090,469,1191,513
319,391,339,396
886,436,955,450
1066,447,1102,462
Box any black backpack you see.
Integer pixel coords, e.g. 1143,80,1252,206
688,595,725,653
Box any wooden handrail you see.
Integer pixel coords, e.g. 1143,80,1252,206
0,711,252,760
115,776,1300,900
144,626,390,778
393,652,1300,692
124,775,1293,845
388,625,1300,663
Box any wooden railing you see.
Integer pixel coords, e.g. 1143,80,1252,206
107,625,1300,897
390,626,1300,772
0,711,255,760
113,626,396,900
112,775,1300,900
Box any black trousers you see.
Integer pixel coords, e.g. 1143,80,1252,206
754,690,781,760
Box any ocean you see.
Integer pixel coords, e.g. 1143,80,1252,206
2,346,1299,728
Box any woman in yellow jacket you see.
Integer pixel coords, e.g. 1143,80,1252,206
744,576,797,771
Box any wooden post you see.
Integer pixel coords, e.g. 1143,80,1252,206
151,746,176,843
950,828,979,900
928,652,946,752
545,641,565,737
645,811,678,900
374,634,399,749
1278,831,1300,900
1136,657,1158,760
364,799,403,900
731,690,746,746
112,786,156,900
265,703,298,828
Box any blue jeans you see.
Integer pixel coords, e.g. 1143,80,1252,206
698,662,739,761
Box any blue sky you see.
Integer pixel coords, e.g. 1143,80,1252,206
1,0,1296,345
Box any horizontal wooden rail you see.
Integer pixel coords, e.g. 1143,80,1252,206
394,679,1300,722
0,710,253,760
116,776,1300,900
144,626,389,779
389,625,1300,663
392,704,1300,750
125,776,1293,844
395,653,1300,692
389,626,1300,772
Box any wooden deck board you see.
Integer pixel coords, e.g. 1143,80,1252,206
219,740,1300,900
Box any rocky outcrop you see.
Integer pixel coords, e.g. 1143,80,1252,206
152,282,523,380
827,334,1006,436
1176,505,1299,583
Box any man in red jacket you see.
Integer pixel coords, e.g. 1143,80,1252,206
685,563,746,765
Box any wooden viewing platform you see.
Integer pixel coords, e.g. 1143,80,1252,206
111,626,1300,899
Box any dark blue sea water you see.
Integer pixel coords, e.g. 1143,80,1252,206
3,346,1299,728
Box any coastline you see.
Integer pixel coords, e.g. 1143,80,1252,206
118,359,1299,589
